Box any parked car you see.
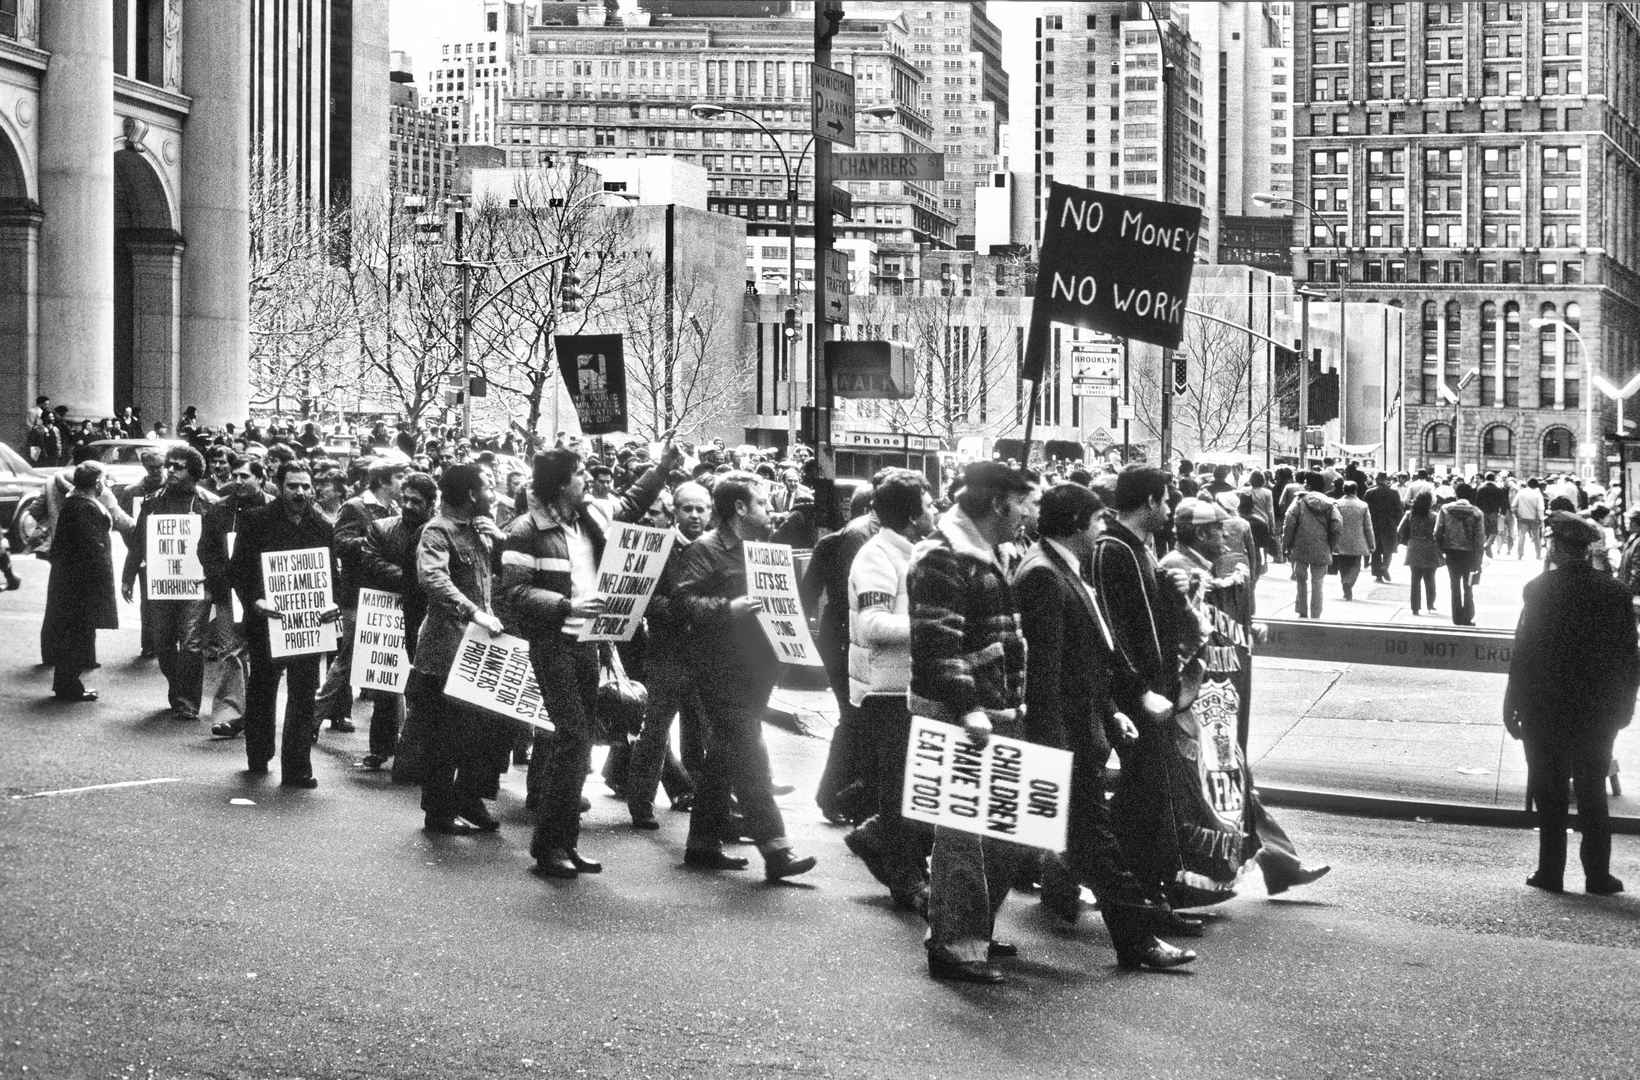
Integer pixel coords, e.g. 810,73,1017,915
74,439,186,500
0,441,50,552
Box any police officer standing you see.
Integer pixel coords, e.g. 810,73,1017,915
1504,510,1638,895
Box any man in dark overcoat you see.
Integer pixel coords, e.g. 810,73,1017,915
44,462,130,701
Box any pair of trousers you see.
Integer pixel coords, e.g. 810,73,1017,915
1446,564,1475,624
244,637,322,779
1408,568,1437,612
625,656,701,818
147,598,210,716
851,696,933,898
815,634,874,813
1251,790,1309,891
527,639,602,854
1369,545,1394,579
686,677,787,853
315,607,403,751
1335,555,1363,599
1524,725,1619,881
409,670,510,818
203,600,246,727
51,624,96,697
1292,560,1328,619
1517,518,1543,559
1055,743,1154,957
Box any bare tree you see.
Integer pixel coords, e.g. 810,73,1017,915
616,259,752,441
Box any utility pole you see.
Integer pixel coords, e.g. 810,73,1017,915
812,0,843,482
1299,288,1312,466
1147,3,1175,470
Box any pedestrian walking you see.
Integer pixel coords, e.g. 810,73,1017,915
1281,473,1341,619
1333,482,1375,601
1514,478,1545,560
1504,511,1638,896
1435,484,1485,626
43,462,130,701
1396,492,1442,615
1364,472,1403,583
909,462,1034,983
198,459,266,738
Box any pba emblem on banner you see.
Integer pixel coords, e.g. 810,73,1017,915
554,333,628,435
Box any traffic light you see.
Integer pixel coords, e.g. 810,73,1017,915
1172,354,1188,396
782,306,799,343
560,268,583,314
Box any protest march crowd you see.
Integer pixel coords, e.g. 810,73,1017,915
17,401,1635,985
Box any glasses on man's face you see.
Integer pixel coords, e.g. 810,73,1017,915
164,461,187,471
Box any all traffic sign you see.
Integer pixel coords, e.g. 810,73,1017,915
810,64,856,147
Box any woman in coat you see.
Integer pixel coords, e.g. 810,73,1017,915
1333,482,1376,600
1435,484,1486,625
43,462,129,701
1397,491,1443,615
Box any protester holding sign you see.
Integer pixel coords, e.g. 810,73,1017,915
120,446,219,722
671,472,818,881
502,443,673,879
906,461,1034,984
409,464,513,835
356,472,437,773
228,461,341,789
199,459,267,739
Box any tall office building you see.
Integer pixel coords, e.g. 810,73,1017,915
1293,0,1640,475
389,53,456,201
424,0,534,148
1035,3,1209,247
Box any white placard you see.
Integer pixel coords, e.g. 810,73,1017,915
901,715,1074,852
743,540,822,666
350,587,409,694
443,623,555,731
145,513,205,600
260,547,338,658
577,522,676,642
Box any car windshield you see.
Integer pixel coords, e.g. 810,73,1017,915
0,442,40,478
97,444,154,467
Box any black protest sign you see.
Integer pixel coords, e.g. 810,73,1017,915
1021,182,1203,382
554,333,628,435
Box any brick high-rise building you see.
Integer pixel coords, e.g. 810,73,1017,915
389,54,456,201
1293,0,1640,475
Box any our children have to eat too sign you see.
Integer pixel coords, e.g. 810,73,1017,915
742,541,822,666
577,522,675,642
900,716,1073,852
260,547,337,658
350,587,409,694
145,514,205,600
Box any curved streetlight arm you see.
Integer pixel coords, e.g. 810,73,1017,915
470,251,573,321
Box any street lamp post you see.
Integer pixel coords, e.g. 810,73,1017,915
1255,192,1347,462
1531,316,1595,474
1440,367,1479,475
1593,371,1640,439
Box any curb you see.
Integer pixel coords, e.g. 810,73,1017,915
1257,784,1640,835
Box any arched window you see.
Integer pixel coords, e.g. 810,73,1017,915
1424,423,1455,455
1543,427,1575,460
1483,425,1514,458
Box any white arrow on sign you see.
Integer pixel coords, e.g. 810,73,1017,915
810,63,856,147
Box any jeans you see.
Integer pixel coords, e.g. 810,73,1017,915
1293,560,1328,618
850,696,933,898
203,599,246,727
815,630,874,814
1446,563,1475,625
1335,555,1363,599
625,656,701,819
244,636,322,779
1517,518,1543,560
1524,725,1618,882
527,639,602,855
147,598,210,715
1409,568,1437,613
409,670,510,819
686,675,788,854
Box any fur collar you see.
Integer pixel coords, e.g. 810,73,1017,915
936,506,999,566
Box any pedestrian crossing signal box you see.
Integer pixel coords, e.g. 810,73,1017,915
825,340,915,400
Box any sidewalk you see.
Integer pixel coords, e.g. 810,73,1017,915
774,544,1640,831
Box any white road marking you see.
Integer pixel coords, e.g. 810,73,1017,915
10,777,182,800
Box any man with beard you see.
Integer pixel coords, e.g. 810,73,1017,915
200,457,266,739
354,472,437,772
504,445,677,877
1020,483,1194,971
229,461,342,788
121,446,219,721
625,480,712,829
838,469,937,913
670,472,818,881
909,462,1033,983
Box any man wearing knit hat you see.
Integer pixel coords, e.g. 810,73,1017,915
1503,509,1638,896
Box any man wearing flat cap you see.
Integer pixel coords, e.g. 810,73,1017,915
1503,510,1638,896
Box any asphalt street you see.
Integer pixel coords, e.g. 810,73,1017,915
2,554,1638,1080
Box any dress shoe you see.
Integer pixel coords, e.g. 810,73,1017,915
54,689,98,702
1586,874,1625,896
424,815,476,836
684,848,749,871
456,800,502,832
843,827,897,888
280,774,318,789
579,795,591,812
987,941,1019,960
566,849,602,874
1117,939,1197,971
211,721,243,739
1266,863,1331,895
244,762,269,776
172,708,199,722
671,792,694,813
769,782,796,797
1149,908,1205,938
358,753,388,771
927,952,1005,984
535,849,579,878
328,718,356,733
630,815,660,831
4,572,20,590
764,849,817,881
1526,872,1564,894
